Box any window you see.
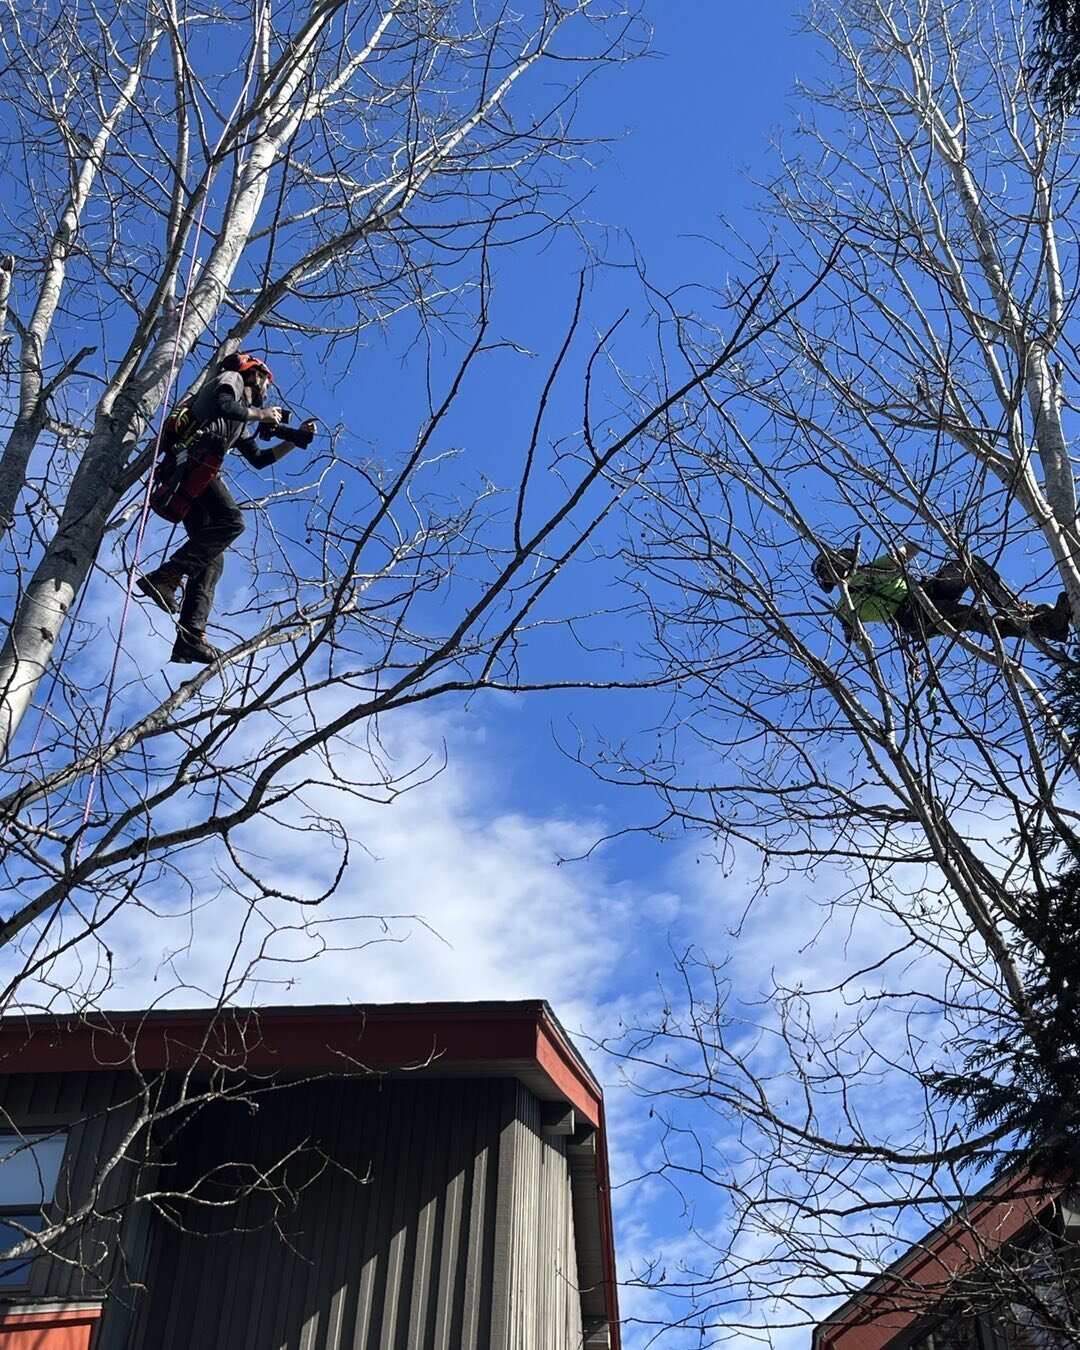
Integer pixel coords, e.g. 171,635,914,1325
907,1310,987,1349
0,1130,68,1286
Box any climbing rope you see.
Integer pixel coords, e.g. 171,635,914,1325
74,3,269,860
0,574,94,841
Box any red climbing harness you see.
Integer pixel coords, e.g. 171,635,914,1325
148,398,225,522
148,354,280,521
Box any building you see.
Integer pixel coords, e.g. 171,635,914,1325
813,1167,1080,1349
0,1000,619,1350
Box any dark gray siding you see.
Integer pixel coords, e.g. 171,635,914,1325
124,1076,511,1350
0,1070,145,1303
490,1082,584,1350
0,1069,594,1349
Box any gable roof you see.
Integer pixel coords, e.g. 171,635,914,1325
813,1167,1063,1350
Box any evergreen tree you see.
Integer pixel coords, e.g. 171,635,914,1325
1031,0,1080,110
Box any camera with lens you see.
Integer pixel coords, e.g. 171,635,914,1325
257,409,315,449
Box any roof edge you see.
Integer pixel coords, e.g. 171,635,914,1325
814,1166,1063,1350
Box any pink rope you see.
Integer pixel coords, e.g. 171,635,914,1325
0,578,92,843
75,6,267,857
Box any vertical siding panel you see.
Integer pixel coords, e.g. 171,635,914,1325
406,1079,444,1350
53,1082,110,1298
459,1079,497,1350
520,1087,540,1350
221,1095,269,1350
234,1101,278,1350
205,1099,243,1350
138,1216,181,1349
536,1122,549,1350
403,1079,437,1349
185,1100,243,1350
26,1071,63,1119
367,1084,407,1350
488,1080,520,1350
377,1082,423,1350
351,1080,394,1350
318,1078,363,1350
85,1074,146,1301
430,1079,465,1350
273,1083,311,1350
298,1078,349,1350
269,1081,316,1350
176,1103,222,1350
507,1084,531,1350
0,1078,31,1126
99,1159,156,1350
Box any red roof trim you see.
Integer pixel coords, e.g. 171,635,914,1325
534,1007,602,1128
0,1002,601,1119
816,1168,1060,1350
0,1305,102,1329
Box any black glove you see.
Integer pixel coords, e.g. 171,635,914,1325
278,422,315,449
257,408,290,441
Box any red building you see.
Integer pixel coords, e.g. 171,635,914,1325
814,1168,1080,1349
0,1000,619,1350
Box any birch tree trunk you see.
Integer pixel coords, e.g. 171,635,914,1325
0,0,637,756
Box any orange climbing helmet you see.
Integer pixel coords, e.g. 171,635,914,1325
219,351,274,385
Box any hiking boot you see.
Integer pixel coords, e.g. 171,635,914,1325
1031,591,1072,642
136,569,182,615
170,628,222,665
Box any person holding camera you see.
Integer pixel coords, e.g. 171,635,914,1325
137,353,317,664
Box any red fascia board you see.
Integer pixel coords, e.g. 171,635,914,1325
534,1007,602,1128
0,1306,102,1329
0,1003,602,1124
817,1171,1057,1350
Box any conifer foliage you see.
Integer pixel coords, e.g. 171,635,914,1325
1031,0,1080,110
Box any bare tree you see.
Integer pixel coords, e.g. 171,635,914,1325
0,0,842,1298
591,0,1080,1342
0,0,654,965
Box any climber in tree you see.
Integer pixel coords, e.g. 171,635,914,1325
812,541,1071,645
137,353,317,664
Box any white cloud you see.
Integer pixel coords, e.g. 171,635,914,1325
21,703,669,1032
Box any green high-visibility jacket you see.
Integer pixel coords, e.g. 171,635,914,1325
833,557,909,626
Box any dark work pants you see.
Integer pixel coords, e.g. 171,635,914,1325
167,478,245,632
895,557,1009,636
920,562,970,618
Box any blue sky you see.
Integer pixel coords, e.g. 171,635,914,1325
123,5,841,1344
1,3,915,1345
586,4,807,271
